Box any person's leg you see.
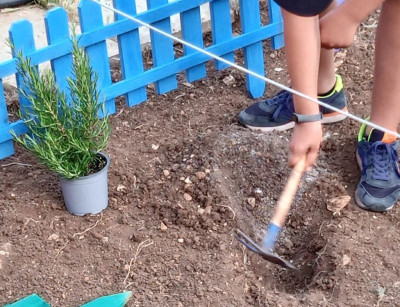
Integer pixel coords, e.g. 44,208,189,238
369,0,400,134
238,0,347,132
355,0,400,212
318,1,337,94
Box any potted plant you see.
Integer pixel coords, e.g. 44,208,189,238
12,36,111,216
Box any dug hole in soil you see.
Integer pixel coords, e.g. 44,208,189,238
1,10,400,307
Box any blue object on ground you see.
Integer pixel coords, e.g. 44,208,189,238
4,291,132,307
80,291,132,307
4,294,50,307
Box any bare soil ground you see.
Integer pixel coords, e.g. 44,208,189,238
1,10,400,307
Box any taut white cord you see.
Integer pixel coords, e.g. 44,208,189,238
89,0,400,139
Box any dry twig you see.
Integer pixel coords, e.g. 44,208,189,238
54,241,70,259
124,238,154,286
1,162,33,167
72,214,103,238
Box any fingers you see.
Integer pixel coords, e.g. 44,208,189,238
288,146,319,171
305,147,319,171
288,122,323,171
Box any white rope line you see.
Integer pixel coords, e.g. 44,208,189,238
90,0,400,139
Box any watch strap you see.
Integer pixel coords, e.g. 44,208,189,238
292,112,323,123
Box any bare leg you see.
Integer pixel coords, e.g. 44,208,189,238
320,0,385,49
318,0,337,94
369,0,400,134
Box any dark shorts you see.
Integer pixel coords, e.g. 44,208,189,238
274,0,334,16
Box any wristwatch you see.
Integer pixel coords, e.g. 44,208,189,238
292,112,323,123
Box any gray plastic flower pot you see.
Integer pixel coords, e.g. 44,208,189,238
59,152,110,216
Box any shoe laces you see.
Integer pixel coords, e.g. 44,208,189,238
366,142,399,181
263,91,293,121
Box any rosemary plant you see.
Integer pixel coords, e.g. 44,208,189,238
12,36,111,179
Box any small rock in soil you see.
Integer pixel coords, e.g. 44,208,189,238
196,172,206,180
342,254,351,266
222,75,235,86
160,222,168,231
327,195,351,213
183,193,193,201
117,184,126,192
48,234,59,241
247,197,256,207
283,238,293,250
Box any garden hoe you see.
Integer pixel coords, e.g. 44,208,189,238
235,156,306,270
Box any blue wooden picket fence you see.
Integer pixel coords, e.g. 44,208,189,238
0,0,284,160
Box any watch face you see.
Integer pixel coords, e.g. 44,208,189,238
274,0,334,16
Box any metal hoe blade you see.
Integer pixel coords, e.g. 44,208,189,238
234,229,296,270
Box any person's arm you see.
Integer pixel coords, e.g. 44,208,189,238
281,9,323,170
320,0,385,48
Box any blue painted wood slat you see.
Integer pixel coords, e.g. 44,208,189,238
180,7,206,82
5,19,38,157
114,0,147,107
209,0,234,70
239,0,265,98
45,7,73,95
44,7,72,92
0,81,14,159
9,19,36,112
103,21,283,100
79,0,116,115
0,120,28,144
268,0,284,49
147,0,177,94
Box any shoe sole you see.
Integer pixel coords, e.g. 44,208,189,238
354,190,394,212
242,109,348,133
355,149,394,212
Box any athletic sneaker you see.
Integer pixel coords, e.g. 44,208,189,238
355,124,400,212
238,75,348,132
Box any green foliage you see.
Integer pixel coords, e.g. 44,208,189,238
12,36,111,179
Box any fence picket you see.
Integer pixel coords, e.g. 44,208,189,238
45,8,73,95
9,20,36,112
79,0,116,115
2,20,37,158
180,7,206,82
147,0,177,94
239,0,265,98
209,0,234,70
268,0,284,49
0,82,14,159
114,0,147,107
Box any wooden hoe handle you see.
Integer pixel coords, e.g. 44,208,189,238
270,156,307,228
261,156,306,251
